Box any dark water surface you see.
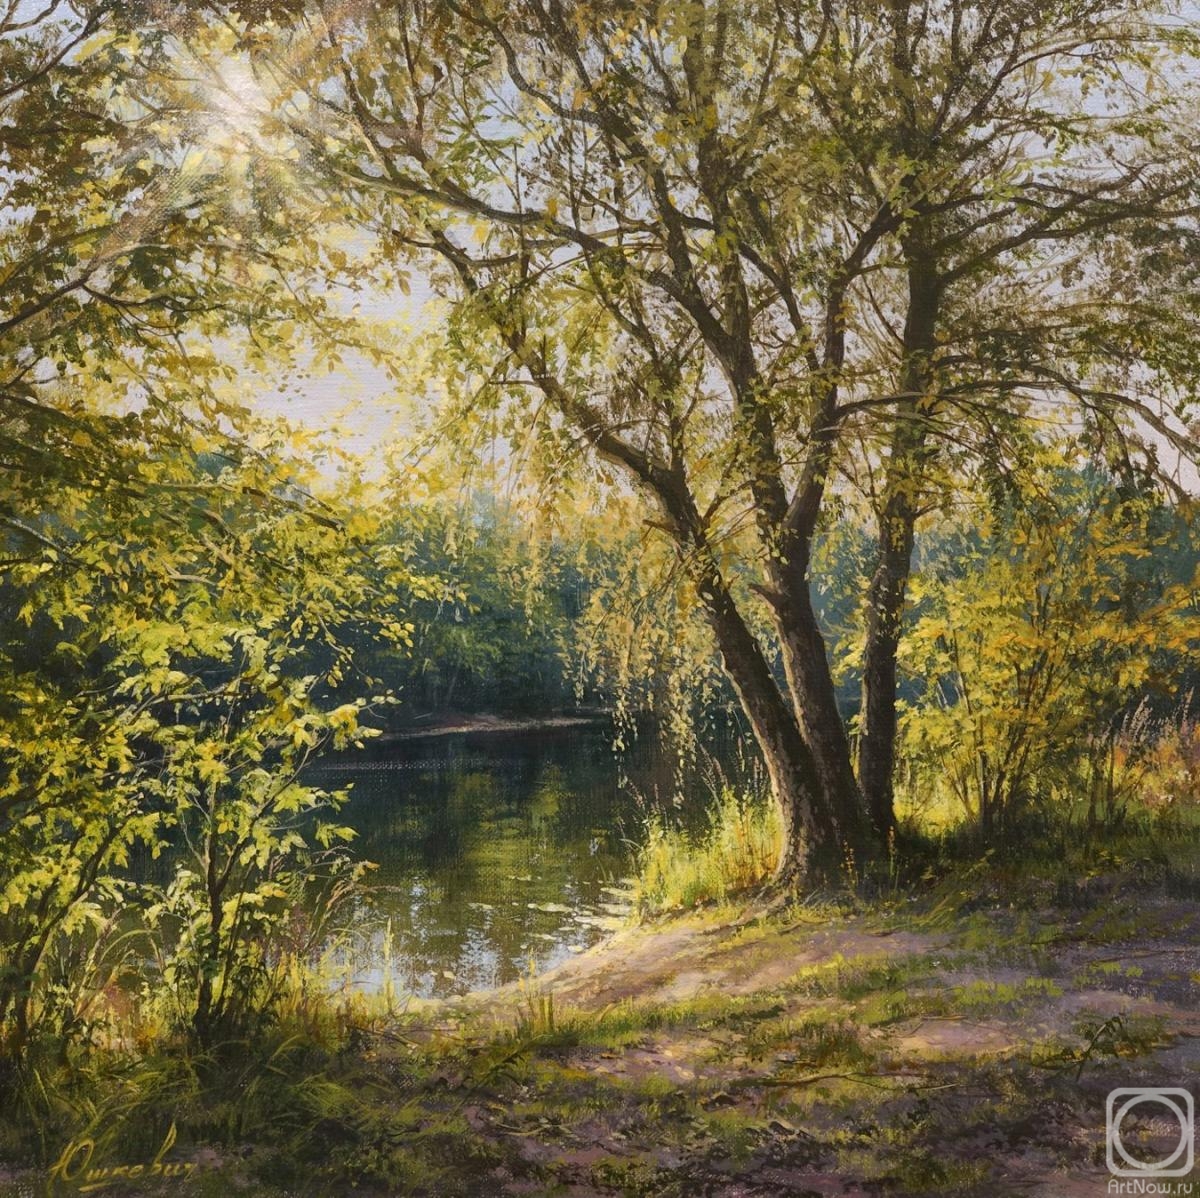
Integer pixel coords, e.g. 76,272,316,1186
312,725,693,999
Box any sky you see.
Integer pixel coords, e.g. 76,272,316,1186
131,6,1200,494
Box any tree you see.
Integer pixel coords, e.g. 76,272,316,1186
900,451,1199,835
0,3,411,1056
186,0,1200,881
842,0,1200,836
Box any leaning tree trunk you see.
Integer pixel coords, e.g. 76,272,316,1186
859,251,941,836
686,541,872,883
772,549,867,829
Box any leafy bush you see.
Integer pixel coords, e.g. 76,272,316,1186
897,467,1198,835
0,421,411,1059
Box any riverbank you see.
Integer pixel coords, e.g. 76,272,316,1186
11,864,1199,1197
381,711,609,741
394,886,1200,1196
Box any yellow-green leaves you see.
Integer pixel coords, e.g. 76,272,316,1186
898,456,1199,831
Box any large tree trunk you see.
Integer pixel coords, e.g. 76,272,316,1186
772,549,866,829
684,537,871,883
710,348,872,868
859,251,941,835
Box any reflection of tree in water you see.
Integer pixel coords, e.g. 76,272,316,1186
320,728,737,997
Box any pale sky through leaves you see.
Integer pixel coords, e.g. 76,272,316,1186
209,31,1198,495
18,0,1196,491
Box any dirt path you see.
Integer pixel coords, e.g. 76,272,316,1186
457,906,949,1014
403,895,1200,1196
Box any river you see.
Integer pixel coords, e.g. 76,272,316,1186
311,723,741,999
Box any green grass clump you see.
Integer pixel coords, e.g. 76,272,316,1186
632,786,782,915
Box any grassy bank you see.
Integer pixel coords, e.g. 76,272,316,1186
631,774,1200,916
632,785,782,914
4,808,1200,1196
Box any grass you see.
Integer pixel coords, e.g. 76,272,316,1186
632,784,782,914
2,870,1196,1196
629,769,1200,922
6,795,1200,1195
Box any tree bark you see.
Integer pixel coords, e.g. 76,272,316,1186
859,249,941,835
691,552,862,881
663,466,870,880
772,547,868,833
713,325,869,849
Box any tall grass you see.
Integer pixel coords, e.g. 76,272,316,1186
632,785,782,915
0,941,410,1182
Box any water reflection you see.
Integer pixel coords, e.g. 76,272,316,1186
313,726,679,998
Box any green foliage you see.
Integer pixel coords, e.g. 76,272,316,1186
0,0,424,1064
633,783,782,915
360,491,595,716
898,457,1200,833
0,415,405,1054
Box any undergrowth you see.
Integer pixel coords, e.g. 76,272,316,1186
632,784,781,914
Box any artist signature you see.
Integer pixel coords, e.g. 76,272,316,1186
47,1122,199,1192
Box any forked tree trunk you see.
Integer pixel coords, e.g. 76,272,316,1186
687,549,871,882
